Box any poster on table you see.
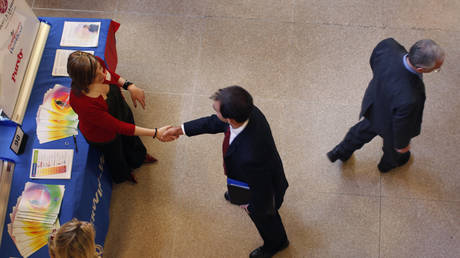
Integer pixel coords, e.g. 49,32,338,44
0,0,39,119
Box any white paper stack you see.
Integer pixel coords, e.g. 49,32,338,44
52,49,94,77
36,84,79,144
8,182,64,257
60,21,101,47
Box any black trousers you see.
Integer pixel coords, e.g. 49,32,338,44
90,135,146,183
337,118,409,170
249,210,288,252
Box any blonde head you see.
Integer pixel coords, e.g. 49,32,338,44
48,218,102,258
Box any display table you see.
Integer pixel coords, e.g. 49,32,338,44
0,17,120,257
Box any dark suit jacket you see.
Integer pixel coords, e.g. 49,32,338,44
184,106,288,215
360,38,426,149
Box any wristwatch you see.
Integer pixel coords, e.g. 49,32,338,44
122,80,133,90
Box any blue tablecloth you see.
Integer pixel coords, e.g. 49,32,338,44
0,17,116,257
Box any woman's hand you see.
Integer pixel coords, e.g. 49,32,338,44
127,84,146,109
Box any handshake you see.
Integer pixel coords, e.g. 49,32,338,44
155,125,183,142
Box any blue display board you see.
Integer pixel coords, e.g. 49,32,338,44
0,17,116,257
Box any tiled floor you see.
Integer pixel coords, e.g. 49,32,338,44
30,0,460,257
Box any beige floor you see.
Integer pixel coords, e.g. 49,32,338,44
30,0,460,257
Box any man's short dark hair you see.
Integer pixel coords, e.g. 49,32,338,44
210,85,254,123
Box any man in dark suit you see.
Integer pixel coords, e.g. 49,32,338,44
327,38,445,172
167,86,289,258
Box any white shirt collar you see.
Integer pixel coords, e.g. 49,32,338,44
229,119,249,144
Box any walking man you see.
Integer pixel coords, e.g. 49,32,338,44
327,38,445,172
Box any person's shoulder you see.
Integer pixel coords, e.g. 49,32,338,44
69,89,83,106
374,38,406,53
250,106,268,122
71,92,105,110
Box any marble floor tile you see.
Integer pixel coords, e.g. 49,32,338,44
286,23,384,104
381,134,460,202
202,0,294,22
280,100,382,196
171,199,258,258
196,17,294,100
29,1,460,257
281,191,380,257
383,0,460,31
294,0,385,27
117,0,205,17
121,91,193,128
380,197,460,258
104,179,182,258
33,0,117,12
32,9,115,19
113,13,202,95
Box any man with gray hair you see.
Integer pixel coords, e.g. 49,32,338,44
327,38,444,173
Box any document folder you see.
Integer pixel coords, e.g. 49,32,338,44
227,178,251,205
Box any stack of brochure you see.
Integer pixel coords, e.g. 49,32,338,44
36,84,78,144
7,182,64,257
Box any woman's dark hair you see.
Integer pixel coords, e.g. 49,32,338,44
210,85,254,123
67,51,98,94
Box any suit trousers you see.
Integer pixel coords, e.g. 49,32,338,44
337,118,409,170
249,210,288,251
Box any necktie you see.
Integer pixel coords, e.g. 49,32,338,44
222,128,230,175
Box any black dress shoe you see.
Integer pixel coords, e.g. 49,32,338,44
327,149,340,162
224,191,230,202
397,151,411,166
249,240,289,258
249,247,272,258
327,146,350,163
377,161,394,173
378,151,411,173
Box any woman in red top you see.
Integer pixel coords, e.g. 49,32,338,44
68,51,175,183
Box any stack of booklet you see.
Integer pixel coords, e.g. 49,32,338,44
36,84,79,144
7,182,64,257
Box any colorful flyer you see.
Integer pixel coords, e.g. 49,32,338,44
29,149,73,179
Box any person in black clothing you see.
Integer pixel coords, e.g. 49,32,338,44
166,86,289,258
327,38,445,173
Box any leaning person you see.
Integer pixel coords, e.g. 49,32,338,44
68,51,176,183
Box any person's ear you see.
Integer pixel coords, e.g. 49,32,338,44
415,67,425,73
227,118,235,125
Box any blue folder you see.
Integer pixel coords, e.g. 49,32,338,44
226,178,250,205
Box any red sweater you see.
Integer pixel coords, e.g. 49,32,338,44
69,57,135,143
